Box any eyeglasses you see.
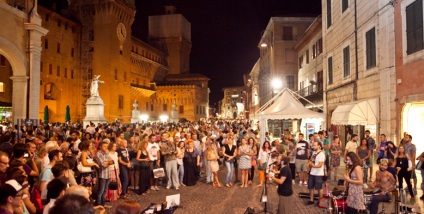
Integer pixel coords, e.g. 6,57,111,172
0,161,9,165
14,194,23,198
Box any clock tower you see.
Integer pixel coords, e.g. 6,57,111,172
149,5,192,75
71,0,135,120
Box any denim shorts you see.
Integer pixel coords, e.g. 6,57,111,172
308,175,323,190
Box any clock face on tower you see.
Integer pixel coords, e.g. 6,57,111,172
117,23,127,42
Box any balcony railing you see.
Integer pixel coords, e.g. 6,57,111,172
297,85,321,98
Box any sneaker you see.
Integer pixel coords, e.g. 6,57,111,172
166,186,171,189
150,186,156,191
303,181,308,186
175,187,179,190
299,181,302,185
155,186,160,191
135,186,139,190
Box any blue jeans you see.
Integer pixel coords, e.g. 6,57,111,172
119,165,129,195
178,164,184,183
225,161,234,184
96,178,110,206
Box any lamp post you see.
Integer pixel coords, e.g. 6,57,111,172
271,78,283,97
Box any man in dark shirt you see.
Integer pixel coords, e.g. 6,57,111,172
268,156,293,214
117,139,131,198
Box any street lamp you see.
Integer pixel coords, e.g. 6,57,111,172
159,115,169,123
260,43,267,48
139,114,149,122
271,78,283,90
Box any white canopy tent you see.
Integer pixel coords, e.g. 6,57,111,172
257,88,325,144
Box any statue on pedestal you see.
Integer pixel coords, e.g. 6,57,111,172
131,100,141,123
90,75,104,97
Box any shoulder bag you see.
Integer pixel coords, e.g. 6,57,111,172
78,158,93,173
108,163,119,190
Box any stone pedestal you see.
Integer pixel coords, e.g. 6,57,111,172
83,96,107,128
131,101,140,123
170,101,179,123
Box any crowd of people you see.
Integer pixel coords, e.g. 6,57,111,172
0,120,421,214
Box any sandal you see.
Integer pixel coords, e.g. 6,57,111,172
225,183,231,187
229,183,233,187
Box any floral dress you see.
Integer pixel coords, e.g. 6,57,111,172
346,167,366,210
330,144,341,168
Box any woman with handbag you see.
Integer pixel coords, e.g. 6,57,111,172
78,141,99,188
106,142,121,202
222,137,237,187
257,141,271,187
136,139,151,196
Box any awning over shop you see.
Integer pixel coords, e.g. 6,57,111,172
331,98,379,125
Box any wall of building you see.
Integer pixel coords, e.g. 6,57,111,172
38,7,81,123
394,0,424,142
323,0,396,138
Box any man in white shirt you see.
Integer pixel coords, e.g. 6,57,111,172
147,134,161,191
307,141,325,205
344,134,359,160
71,131,81,153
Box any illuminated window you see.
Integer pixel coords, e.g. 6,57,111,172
0,82,4,92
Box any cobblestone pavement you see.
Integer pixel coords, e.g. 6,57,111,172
105,162,424,214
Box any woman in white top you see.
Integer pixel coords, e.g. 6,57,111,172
106,141,121,202
257,141,271,187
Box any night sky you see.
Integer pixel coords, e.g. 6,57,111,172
133,0,321,106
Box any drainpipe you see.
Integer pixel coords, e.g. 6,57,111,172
26,0,36,119
353,0,359,101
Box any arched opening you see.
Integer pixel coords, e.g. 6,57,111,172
0,54,13,123
0,35,28,124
